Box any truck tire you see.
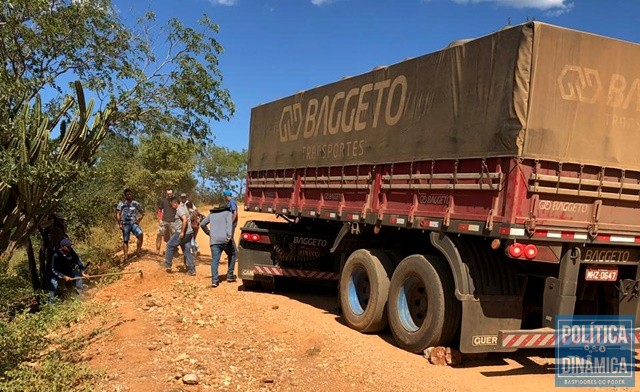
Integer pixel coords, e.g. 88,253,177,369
388,254,460,353
339,249,393,333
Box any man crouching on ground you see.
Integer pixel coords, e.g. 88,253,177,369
164,196,196,275
200,205,237,287
48,238,88,303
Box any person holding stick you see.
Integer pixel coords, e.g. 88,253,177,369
48,238,88,303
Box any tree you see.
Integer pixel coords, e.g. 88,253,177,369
66,133,199,243
0,82,111,274
0,0,235,142
138,134,198,195
0,0,234,284
196,145,247,202
62,133,140,237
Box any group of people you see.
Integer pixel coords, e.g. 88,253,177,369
48,187,240,302
123,187,240,287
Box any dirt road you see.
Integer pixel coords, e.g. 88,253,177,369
76,208,636,391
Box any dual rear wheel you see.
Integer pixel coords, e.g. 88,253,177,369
339,251,460,353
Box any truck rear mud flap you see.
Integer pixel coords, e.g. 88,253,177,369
252,264,339,280
498,327,640,349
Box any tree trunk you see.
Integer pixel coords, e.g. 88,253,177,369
26,237,41,291
0,240,19,266
38,228,49,290
38,212,67,289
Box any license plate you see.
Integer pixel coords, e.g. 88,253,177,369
585,267,618,282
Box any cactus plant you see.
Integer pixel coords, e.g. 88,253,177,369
0,81,112,265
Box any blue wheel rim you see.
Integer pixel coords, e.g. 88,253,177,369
397,276,427,332
347,267,369,316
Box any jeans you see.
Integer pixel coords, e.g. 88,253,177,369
190,228,200,253
190,238,199,253
210,239,238,284
49,270,84,303
165,231,195,273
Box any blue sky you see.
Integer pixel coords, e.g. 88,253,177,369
113,0,640,152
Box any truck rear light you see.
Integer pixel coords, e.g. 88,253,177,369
241,232,261,242
241,231,271,244
508,243,524,258
523,244,538,259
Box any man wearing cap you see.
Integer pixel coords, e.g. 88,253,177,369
200,205,236,287
223,189,238,234
48,238,88,303
223,189,239,282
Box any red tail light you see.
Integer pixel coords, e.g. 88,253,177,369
508,243,524,258
242,232,262,242
524,244,538,259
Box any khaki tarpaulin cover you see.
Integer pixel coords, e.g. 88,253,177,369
248,22,640,171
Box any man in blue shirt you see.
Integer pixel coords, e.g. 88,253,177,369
223,190,239,281
116,189,145,261
223,189,238,234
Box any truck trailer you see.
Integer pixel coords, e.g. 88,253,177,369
238,22,640,354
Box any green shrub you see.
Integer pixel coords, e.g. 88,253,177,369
0,276,40,322
0,300,98,390
0,301,84,373
0,354,98,392
0,222,119,390
77,226,121,275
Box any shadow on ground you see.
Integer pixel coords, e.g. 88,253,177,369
237,277,640,378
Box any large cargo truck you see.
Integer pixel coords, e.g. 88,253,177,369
238,22,640,354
